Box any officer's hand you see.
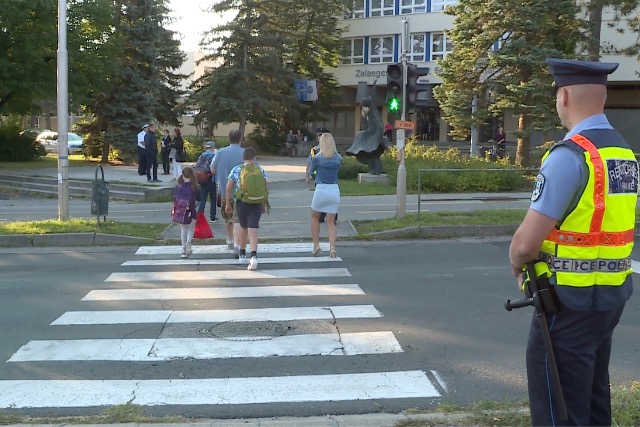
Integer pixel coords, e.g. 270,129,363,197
517,272,526,293
305,176,311,185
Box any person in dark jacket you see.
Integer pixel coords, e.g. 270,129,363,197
144,123,160,182
161,129,172,175
172,128,185,180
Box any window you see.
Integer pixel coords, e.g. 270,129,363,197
431,0,457,12
341,38,364,64
401,0,426,14
431,32,452,60
369,36,394,63
408,33,426,61
370,0,394,16
343,0,365,19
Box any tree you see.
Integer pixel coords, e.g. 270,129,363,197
82,0,185,163
434,0,580,167
191,0,345,145
583,0,640,60
0,0,57,114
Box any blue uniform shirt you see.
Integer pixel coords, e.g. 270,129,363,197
530,114,613,221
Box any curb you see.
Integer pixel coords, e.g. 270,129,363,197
368,224,520,239
0,233,154,248
1,411,476,427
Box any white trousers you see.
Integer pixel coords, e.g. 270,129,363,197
180,222,195,246
173,159,182,179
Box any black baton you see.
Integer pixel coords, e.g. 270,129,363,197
505,262,568,421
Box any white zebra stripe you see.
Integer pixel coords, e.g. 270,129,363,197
8,332,402,362
82,284,364,301
121,256,342,266
136,243,330,256
0,371,439,408
52,305,382,325
105,268,351,282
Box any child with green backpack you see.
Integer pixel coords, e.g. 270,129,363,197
224,147,268,271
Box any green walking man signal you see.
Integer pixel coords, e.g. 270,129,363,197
386,62,403,113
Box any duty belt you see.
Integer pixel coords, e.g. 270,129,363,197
539,253,632,273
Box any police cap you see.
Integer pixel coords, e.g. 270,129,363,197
546,58,618,88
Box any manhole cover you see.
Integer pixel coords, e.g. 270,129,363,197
199,321,292,341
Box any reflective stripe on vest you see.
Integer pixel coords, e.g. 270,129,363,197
539,133,637,288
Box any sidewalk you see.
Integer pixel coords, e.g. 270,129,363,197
0,156,536,247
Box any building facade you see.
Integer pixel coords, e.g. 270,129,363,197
328,0,640,149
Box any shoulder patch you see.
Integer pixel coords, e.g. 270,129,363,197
531,174,545,201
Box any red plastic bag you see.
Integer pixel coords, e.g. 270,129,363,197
194,211,213,239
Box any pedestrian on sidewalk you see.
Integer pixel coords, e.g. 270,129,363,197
308,132,341,258
172,128,185,180
136,124,148,176
306,127,338,225
509,58,637,426
161,129,172,175
171,166,200,258
144,123,160,182
195,141,218,222
225,147,268,271
211,129,245,257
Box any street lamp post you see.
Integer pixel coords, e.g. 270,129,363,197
57,0,70,220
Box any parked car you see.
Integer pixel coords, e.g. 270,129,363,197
36,131,84,155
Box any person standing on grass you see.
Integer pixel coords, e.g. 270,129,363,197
225,147,268,271
509,58,637,426
308,132,341,258
211,129,245,257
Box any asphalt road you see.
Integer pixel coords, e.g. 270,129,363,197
1,238,639,419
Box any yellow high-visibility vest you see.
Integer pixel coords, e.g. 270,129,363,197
539,133,638,288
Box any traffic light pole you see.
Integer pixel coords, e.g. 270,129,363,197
395,17,408,219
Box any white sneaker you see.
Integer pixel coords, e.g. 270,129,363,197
185,243,192,257
238,254,247,264
181,244,187,258
227,239,234,251
248,256,258,271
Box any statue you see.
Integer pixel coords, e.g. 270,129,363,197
346,95,388,175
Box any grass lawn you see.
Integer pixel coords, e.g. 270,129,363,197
339,179,403,196
0,154,98,170
0,219,165,239
396,382,640,426
353,209,528,234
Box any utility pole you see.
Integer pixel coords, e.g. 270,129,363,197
57,0,70,220
395,17,408,219
470,94,478,157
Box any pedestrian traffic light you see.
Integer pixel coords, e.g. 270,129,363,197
386,62,403,113
406,63,431,113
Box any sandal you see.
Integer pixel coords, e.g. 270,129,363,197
329,248,336,258
313,247,322,256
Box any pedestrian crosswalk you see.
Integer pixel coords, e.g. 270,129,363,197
2,242,443,412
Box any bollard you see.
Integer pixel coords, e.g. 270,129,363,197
91,164,109,224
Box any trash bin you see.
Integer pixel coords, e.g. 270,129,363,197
91,164,109,223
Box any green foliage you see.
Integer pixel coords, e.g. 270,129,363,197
0,120,42,162
339,156,369,179
81,0,186,163
192,0,345,138
434,0,581,167
384,139,532,193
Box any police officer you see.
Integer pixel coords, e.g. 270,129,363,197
509,58,638,426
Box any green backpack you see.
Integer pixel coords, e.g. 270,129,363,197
235,164,268,204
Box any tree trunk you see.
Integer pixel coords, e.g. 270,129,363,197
588,0,604,60
515,112,532,167
239,111,247,138
102,128,110,164
43,99,53,130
